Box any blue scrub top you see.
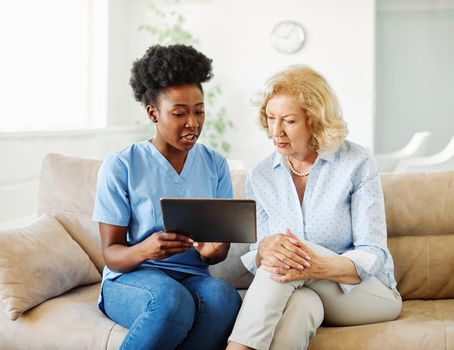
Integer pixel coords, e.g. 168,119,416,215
93,140,233,285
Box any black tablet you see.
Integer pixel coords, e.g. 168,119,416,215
160,198,257,243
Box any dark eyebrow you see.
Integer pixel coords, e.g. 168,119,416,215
172,102,204,107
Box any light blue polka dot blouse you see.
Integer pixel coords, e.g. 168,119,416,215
241,140,397,293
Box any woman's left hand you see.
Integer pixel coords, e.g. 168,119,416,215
261,230,327,283
193,242,230,264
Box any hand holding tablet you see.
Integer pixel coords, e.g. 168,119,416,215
160,198,257,243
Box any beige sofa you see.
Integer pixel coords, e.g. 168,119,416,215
0,153,453,350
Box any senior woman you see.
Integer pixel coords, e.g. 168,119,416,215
227,66,401,350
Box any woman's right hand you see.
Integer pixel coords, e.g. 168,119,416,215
257,230,311,271
100,223,194,273
141,231,194,260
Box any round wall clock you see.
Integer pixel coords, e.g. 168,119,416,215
270,20,306,54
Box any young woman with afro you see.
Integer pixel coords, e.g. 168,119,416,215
93,44,242,350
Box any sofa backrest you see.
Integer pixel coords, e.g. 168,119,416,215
382,172,454,300
37,153,252,275
38,154,104,272
214,170,454,299
37,154,454,299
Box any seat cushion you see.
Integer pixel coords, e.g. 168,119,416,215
309,299,454,350
0,283,126,350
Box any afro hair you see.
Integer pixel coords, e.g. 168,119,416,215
130,44,213,106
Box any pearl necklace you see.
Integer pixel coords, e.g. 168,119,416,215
286,156,310,177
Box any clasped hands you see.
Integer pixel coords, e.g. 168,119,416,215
259,229,325,283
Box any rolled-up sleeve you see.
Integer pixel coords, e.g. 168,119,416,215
340,155,388,293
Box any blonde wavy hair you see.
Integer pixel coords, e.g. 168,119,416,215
259,65,348,153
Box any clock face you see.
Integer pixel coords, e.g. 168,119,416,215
270,21,306,54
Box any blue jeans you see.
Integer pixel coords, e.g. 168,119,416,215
101,267,242,350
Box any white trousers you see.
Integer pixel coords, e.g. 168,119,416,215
229,242,402,350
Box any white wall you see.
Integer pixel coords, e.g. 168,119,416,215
0,0,375,223
0,127,150,223
109,0,376,167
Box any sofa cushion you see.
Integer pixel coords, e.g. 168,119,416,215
37,153,105,272
381,171,454,237
0,283,126,350
0,215,100,320
381,171,454,300
231,168,247,198
388,234,454,300
209,243,253,289
309,299,454,350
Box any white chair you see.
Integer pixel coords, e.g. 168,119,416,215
375,131,432,172
394,136,454,173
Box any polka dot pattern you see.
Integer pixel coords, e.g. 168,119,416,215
242,140,397,290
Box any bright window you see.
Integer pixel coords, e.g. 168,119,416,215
0,0,107,132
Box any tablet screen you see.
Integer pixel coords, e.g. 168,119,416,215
160,198,257,243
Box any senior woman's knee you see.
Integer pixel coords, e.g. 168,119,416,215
254,267,298,287
270,288,324,350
